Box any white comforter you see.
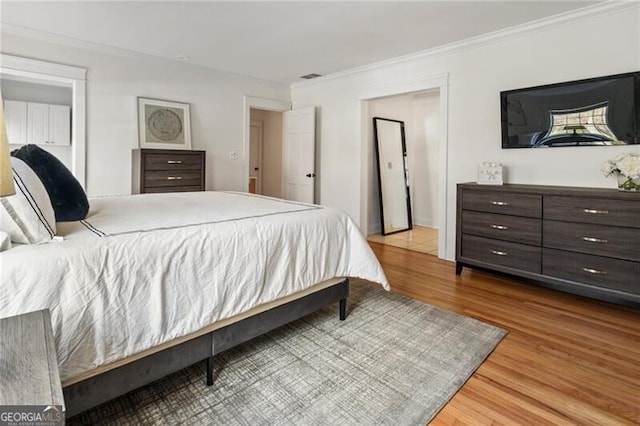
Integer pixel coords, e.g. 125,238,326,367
0,192,388,382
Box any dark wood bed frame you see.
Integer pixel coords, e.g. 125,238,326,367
63,279,349,417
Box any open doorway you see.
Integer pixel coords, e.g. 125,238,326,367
365,90,441,256
248,108,283,197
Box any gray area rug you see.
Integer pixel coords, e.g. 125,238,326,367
69,281,506,425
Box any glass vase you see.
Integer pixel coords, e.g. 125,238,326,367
616,174,640,191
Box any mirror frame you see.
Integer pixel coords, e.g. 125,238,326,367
373,116,412,236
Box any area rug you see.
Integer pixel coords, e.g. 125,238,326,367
69,280,506,425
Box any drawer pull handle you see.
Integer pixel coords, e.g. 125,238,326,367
167,176,182,180
582,236,608,243
490,250,508,256
167,160,183,164
583,209,608,215
490,224,509,230
582,267,607,275
491,201,509,206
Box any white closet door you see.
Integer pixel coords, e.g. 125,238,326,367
27,102,49,145
4,100,27,144
48,105,71,145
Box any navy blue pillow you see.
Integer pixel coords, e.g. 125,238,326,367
11,145,89,222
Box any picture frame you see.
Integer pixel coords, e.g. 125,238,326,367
138,97,192,150
477,161,504,185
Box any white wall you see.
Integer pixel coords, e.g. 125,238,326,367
291,4,640,260
0,32,290,196
412,91,440,228
1,79,72,105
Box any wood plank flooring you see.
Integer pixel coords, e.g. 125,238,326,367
369,242,640,425
367,226,439,256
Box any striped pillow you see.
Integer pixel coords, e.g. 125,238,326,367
0,157,56,244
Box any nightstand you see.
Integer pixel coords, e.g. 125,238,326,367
0,309,65,419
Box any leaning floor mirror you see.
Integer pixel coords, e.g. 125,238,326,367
373,117,412,235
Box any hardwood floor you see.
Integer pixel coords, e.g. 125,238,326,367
369,242,640,425
367,226,439,256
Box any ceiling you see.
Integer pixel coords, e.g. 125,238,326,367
0,1,598,84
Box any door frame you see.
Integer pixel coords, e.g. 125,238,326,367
357,73,449,259
243,96,291,193
1,53,87,188
249,119,264,194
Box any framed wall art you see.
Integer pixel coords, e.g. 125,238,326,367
138,97,192,150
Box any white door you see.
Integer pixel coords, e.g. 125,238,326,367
48,105,71,145
283,107,315,203
4,100,27,145
249,119,263,194
27,102,49,145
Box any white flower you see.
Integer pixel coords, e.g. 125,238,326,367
617,155,640,179
600,160,615,177
602,152,640,179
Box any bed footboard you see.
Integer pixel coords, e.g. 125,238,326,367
205,278,349,386
64,278,349,417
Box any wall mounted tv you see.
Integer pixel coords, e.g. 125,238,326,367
501,71,640,148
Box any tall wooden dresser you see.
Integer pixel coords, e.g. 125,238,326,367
456,183,640,307
132,149,205,194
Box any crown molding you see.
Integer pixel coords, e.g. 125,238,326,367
2,1,635,89
0,22,289,87
1,23,165,64
291,1,637,89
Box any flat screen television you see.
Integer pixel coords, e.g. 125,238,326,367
501,71,640,148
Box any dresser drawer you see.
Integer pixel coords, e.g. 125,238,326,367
544,220,640,262
545,196,640,228
461,234,541,273
462,190,541,218
144,170,203,188
144,153,203,171
543,248,640,295
461,211,541,245
144,186,203,194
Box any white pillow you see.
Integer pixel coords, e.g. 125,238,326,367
0,230,11,251
0,157,56,244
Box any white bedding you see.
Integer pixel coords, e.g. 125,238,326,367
0,191,388,382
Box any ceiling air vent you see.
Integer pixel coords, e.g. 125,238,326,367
300,73,322,79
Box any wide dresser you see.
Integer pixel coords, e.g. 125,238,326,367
456,183,640,307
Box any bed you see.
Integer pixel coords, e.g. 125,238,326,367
0,190,388,417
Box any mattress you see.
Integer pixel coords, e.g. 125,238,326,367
0,191,388,382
